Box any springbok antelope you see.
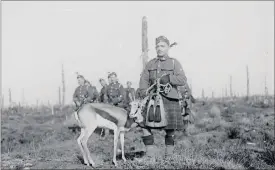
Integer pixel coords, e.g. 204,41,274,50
75,97,147,167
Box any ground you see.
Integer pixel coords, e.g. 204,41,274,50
1,97,275,169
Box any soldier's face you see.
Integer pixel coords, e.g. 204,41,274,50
110,75,117,83
78,78,85,85
156,41,170,57
127,82,131,88
100,80,106,86
85,82,90,86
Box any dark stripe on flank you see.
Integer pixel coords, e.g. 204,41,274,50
93,108,118,125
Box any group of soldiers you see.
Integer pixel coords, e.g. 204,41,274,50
73,35,196,159
73,72,136,136
73,72,135,110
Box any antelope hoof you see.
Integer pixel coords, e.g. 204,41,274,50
84,162,90,166
122,156,127,162
85,163,96,168
88,160,96,167
112,160,118,167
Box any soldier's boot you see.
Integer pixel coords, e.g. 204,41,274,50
165,131,175,158
135,135,157,161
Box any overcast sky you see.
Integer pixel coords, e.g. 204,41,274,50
2,1,274,106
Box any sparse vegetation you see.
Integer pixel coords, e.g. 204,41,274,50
1,96,274,169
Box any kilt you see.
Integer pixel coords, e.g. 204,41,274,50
142,95,184,130
162,96,184,130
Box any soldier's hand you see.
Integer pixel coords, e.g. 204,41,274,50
160,74,170,84
112,98,120,105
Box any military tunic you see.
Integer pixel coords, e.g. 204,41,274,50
139,56,187,130
106,82,125,108
73,85,89,106
99,86,108,103
135,88,144,100
125,87,136,105
86,86,99,103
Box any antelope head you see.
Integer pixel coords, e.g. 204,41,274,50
129,96,148,123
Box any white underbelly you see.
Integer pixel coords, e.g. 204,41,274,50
96,114,117,130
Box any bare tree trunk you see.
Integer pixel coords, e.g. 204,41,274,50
51,101,54,115
141,16,148,72
58,87,61,106
62,64,65,107
246,65,250,100
230,75,233,98
225,86,228,98
212,91,214,99
202,89,205,99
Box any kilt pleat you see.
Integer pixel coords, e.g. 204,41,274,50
142,95,184,130
162,96,184,130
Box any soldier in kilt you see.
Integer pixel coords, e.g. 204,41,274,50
138,36,188,159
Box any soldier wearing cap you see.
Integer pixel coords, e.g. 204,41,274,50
124,81,136,109
73,75,89,110
106,72,125,108
138,35,188,159
84,80,99,103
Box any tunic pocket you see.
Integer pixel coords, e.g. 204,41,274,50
161,61,174,75
148,69,157,84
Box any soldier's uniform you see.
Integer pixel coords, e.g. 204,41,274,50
86,85,99,103
178,85,192,115
139,36,188,156
98,78,110,137
125,85,136,108
99,85,108,103
73,77,89,110
106,80,125,108
178,85,193,135
135,88,143,100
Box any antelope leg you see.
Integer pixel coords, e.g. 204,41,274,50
77,128,89,166
82,126,97,167
120,132,126,162
112,128,119,167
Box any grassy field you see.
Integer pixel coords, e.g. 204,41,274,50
1,97,274,169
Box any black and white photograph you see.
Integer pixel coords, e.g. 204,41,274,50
1,1,274,169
